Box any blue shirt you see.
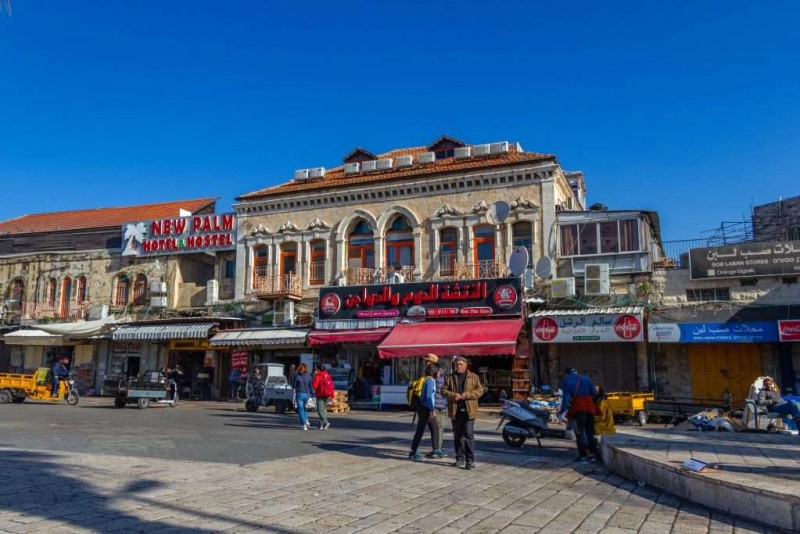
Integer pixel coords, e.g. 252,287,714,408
420,376,436,411
559,372,596,415
294,372,313,395
52,362,69,378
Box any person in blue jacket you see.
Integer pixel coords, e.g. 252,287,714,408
408,362,440,460
50,356,70,398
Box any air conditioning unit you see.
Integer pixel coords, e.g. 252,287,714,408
361,160,377,172
151,296,168,308
490,141,509,154
584,264,610,295
205,279,219,306
396,155,413,167
309,167,326,178
454,146,472,159
551,278,576,298
473,144,491,157
294,169,310,181
87,305,109,320
149,281,167,294
273,300,295,326
344,163,361,174
376,158,393,170
418,152,436,164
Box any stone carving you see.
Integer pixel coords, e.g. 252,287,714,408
277,221,299,234
434,204,463,217
470,200,489,214
307,217,331,230
510,197,537,210
249,224,271,236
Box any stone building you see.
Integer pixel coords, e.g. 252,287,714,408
752,194,800,242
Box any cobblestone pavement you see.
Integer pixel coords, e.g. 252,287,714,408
0,441,775,533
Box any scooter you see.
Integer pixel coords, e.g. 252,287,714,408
496,398,550,448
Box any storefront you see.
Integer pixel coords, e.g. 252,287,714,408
312,277,525,405
648,320,779,404
531,307,645,392
779,320,800,393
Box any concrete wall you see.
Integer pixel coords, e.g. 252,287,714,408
652,268,800,307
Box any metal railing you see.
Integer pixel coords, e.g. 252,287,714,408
342,266,416,285
452,260,509,280
439,252,456,277
5,301,91,322
309,261,326,286
253,274,303,300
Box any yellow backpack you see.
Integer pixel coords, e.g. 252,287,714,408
406,376,428,408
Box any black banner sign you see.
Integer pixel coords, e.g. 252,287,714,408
689,240,800,280
318,277,522,320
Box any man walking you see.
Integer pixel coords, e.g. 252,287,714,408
441,356,484,469
559,367,598,463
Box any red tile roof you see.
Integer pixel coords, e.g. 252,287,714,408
0,198,217,236
237,142,555,201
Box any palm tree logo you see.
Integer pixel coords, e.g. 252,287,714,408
122,222,147,256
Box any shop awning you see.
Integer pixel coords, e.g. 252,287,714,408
377,319,524,358
307,328,393,346
112,323,216,342
3,329,70,346
210,328,308,347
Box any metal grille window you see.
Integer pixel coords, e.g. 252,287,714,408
686,288,731,302
114,275,130,306
133,274,148,306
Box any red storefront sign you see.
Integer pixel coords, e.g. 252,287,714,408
779,320,800,342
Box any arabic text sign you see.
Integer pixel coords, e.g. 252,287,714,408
531,313,644,343
648,322,778,343
317,278,522,320
779,320,800,342
121,213,237,257
689,240,800,280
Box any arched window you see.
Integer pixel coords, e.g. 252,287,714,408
46,278,57,307
59,277,72,318
75,276,87,304
309,239,326,285
133,274,148,306
252,245,268,286
512,221,534,268
348,220,374,270
385,216,414,268
439,228,458,276
472,224,495,277
280,242,297,276
114,275,130,306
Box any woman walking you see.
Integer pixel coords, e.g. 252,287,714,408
293,363,313,431
408,363,440,460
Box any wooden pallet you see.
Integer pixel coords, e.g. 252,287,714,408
327,404,350,413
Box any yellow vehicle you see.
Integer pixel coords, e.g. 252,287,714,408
606,391,654,426
0,367,80,405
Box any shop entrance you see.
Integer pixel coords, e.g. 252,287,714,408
559,344,637,392
690,344,761,404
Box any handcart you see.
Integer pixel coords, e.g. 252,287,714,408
606,391,654,426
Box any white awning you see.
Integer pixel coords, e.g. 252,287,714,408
33,315,118,337
112,323,216,342
529,306,643,317
3,329,69,346
210,328,309,347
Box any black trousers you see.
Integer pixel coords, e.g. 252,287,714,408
452,411,475,464
411,405,439,453
572,411,597,458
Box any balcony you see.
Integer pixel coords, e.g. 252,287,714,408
253,274,303,301
2,301,91,323
309,261,326,286
450,260,509,280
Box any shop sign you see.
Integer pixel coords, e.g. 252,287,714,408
648,322,778,343
531,313,643,343
318,277,522,320
778,320,800,342
231,351,248,369
121,213,236,257
168,339,211,350
689,240,800,280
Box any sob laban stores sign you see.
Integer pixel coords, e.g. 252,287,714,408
121,213,236,257
689,240,800,280
318,277,522,320
531,313,643,343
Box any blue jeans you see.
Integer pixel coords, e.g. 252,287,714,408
50,378,60,397
770,401,800,419
296,393,310,426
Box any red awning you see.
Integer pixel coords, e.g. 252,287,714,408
377,319,523,358
307,328,393,346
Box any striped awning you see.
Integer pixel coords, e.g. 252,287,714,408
112,323,216,342
210,328,308,347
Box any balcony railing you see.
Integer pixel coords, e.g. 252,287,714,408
439,252,457,277
309,261,326,286
253,274,303,300
451,260,509,280
3,301,91,322
342,266,416,285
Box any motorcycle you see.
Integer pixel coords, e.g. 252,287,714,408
496,398,550,448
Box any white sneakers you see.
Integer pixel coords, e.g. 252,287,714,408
302,423,309,431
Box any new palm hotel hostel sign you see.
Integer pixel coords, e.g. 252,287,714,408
689,240,800,280
318,278,522,320
121,213,236,256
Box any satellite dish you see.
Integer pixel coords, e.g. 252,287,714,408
486,201,511,225
508,246,529,277
534,256,553,280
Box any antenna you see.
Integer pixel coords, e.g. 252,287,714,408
508,246,529,277
486,201,511,225
534,256,553,280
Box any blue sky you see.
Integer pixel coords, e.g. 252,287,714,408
1,1,798,241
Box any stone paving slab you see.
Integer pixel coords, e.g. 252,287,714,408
602,427,800,532
0,442,778,534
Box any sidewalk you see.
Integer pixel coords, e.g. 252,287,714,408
601,427,800,532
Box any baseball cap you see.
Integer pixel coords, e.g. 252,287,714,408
422,354,439,363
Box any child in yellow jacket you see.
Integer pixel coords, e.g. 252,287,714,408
594,389,616,436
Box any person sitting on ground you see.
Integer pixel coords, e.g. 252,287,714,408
50,357,70,398
760,378,800,420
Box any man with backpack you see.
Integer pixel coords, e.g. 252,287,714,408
408,362,440,460
312,365,335,430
